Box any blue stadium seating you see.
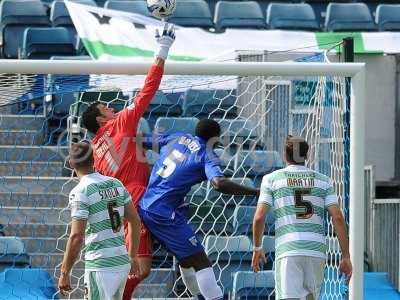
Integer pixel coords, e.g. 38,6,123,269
376,4,400,31
50,0,96,55
214,1,265,30
236,150,284,177
0,0,50,58
22,27,76,59
154,117,199,135
232,205,274,235
205,235,253,293
266,3,319,31
231,270,275,300
307,1,328,26
205,235,274,294
50,0,97,27
168,0,214,28
145,91,182,117
0,268,57,299
0,237,30,272
186,181,210,206
104,0,152,17
182,89,236,117
217,118,257,146
47,56,90,122
325,3,376,32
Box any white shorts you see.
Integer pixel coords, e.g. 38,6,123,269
84,267,130,300
275,256,325,300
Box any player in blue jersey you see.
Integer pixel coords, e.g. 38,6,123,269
139,119,259,300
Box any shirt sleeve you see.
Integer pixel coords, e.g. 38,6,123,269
325,179,339,208
123,188,132,205
204,150,224,180
115,65,164,135
69,190,89,220
258,175,273,207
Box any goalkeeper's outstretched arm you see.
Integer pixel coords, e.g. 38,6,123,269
120,24,176,129
211,177,259,196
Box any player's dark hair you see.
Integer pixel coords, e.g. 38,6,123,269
195,119,221,141
69,142,94,171
81,102,101,134
284,135,309,165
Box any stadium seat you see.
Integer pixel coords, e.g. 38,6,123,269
21,27,76,59
154,117,199,135
376,4,400,31
232,205,275,235
182,89,236,117
46,55,90,130
50,0,97,27
231,270,275,300
168,0,214,28
205,235,252,293
214,1,265,30
325,3,376,32
266,3,319,31
50,0,96,54
308,2,328,26
235,150,284,178
0,0,50,58
0,237,30,272
145,91,182,117
104,0,152,17
216,118,258,147
0,268,57,299
205,235,274,294
188,204,229,233
78,91,129,114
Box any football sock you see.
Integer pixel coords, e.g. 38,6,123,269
122,276,141,300
180,266,202,297
195,267,223,300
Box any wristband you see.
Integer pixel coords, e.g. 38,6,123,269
253,246,263,251
155,45,170,60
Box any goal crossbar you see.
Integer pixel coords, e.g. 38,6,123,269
1,59,365,300
0,59,364,76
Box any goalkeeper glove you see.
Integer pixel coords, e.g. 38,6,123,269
155,23,176,60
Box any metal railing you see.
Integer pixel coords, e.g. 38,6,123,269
367,165,400,291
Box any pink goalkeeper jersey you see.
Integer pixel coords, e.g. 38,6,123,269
91,65,163,202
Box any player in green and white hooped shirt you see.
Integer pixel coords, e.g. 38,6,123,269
58,142,141,300
252,136,352,300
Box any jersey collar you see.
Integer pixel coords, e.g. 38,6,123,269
285,164,309,171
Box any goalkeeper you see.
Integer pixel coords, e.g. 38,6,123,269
80,24,175,300
139,119,260,300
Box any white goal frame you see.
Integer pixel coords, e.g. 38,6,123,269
0,60,366,300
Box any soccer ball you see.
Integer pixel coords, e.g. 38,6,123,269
147,0,176,19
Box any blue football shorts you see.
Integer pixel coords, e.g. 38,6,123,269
138,207,204,260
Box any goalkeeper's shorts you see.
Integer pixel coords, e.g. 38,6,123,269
84,266,130,300
275,256,325,300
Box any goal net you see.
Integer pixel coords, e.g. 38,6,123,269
0,53,363,300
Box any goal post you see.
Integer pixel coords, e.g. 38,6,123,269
0,59,365,300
